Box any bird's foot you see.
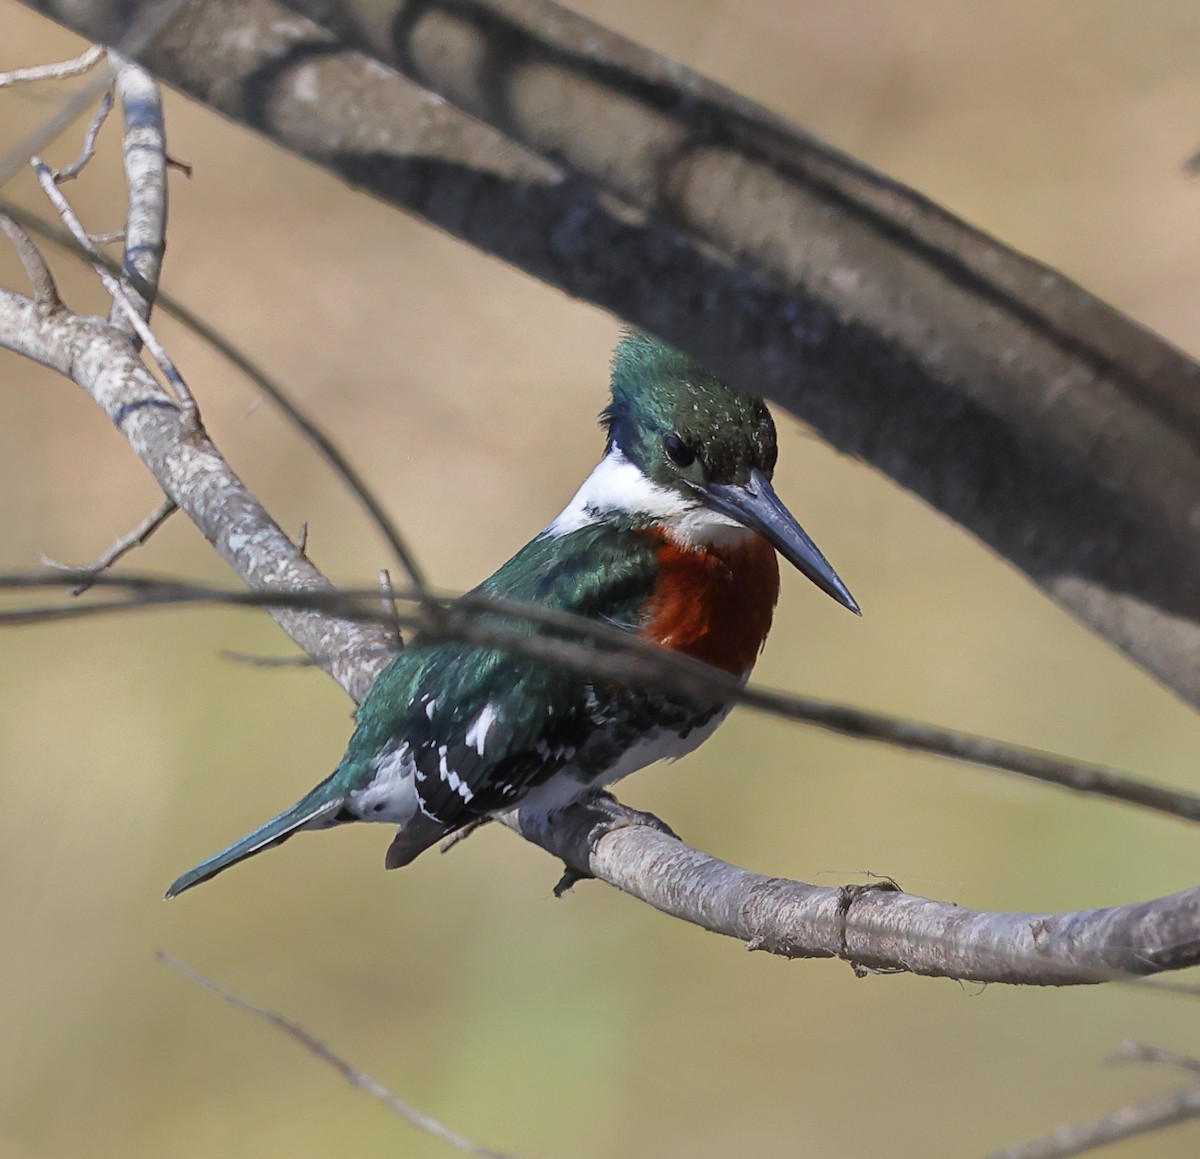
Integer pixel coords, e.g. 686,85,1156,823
836,875,904,977
552,791,680,897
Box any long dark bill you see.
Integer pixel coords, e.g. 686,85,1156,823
702,468,860,614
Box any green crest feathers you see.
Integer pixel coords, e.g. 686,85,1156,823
603,330,777,487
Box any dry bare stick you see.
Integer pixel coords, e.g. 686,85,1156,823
156,952,512,1159
40,498,178,594
0,45,103,87
981,1026,1200,1158
32,154,197,415
52,88,112,182
1109,1040,1200,1076
219,649,316,667
379,567,402,649
4,566,1200,832
107,53,165,331
983,1084,1200,1159
0,68,113,191
0,212,59,305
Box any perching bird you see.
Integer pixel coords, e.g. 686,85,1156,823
166,332,858,897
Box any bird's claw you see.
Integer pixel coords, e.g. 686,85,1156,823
552,791,680,897
836,875,904,977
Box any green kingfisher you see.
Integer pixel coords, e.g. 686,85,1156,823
166,332,858,898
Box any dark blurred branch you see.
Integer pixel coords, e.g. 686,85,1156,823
1109,1040,1200,1076
16,0,1200,712
6,569,1200,831
157,952,513,1159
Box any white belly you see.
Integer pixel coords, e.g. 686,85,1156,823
517,706,732,815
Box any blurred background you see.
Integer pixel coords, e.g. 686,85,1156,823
3,2,1200,1156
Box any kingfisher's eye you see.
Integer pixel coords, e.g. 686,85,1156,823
663,433,696,468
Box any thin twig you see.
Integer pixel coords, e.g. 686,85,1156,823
40,498,177,594
156,952,513,1159
108,54,166,332
1109,1040,1200,1076
380,567,402,648
0,213,58,306
32,156,196,415
53,89,112,182
982,1083,1200,1158
0,68,113,192
219,650,317,668
0,569,1198,829
0,0,186,190
0,45,104,88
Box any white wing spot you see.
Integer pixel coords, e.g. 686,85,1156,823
464,704,498,755
435,744,474,802
425,697,438,720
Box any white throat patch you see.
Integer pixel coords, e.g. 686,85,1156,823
544,446,754,550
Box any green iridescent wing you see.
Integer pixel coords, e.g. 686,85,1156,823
336,523,663,824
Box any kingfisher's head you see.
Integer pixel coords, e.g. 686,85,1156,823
550,332,859,614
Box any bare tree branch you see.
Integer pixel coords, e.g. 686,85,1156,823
157,952,513,1159
52,87,112,182
1109,1040,1200,1077
983,1080,1200,1159
0,0,187,188
379,567,402,650
0,44,103,87
108,53,165,331
0,212,59,305
40,498,177,593
32,154,197,413
18,0,1200,712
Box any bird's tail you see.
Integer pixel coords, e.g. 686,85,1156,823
165,782,345,899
